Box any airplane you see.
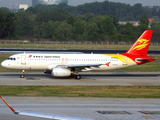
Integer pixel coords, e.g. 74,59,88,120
1,30,156,80
0,96,95,120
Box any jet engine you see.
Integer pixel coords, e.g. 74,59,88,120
51,68,71,77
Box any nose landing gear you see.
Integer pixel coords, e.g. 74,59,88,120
20,70,25,78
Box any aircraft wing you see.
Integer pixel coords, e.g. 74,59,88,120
15,111,94,120
55,64,103,71
67,64,102,68
0,96,95,120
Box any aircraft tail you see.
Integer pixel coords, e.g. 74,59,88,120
126,30,153,56
122,30,155,65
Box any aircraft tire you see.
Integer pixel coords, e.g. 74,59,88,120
75,75,81,80
20,74,24,78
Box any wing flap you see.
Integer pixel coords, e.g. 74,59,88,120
67,64,102,68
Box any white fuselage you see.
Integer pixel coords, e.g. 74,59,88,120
1,53,136,71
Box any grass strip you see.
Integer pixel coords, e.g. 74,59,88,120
0,86,160,98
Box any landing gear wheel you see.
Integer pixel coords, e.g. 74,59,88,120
20,74,24,78
75,75,81,80
20,70,25,78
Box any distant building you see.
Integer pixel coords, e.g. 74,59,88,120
19,4,28,10
32,0,68,7
119,21,140,26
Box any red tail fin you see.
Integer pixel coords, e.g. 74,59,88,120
126,30,153,56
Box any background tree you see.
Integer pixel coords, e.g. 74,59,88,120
100,16,116,36
140,14,149,26
73,19,87,40
15,12,33,37
1,10,16,39
54,22,73,40
150,23,160,41
67,15,76,26
82,22,99,40
0,9,5,37
1,1,160,41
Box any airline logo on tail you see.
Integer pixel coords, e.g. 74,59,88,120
133,39,149,50
126,30,153,56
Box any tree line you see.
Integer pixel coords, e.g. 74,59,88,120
0,1,160,42
30,1,160,21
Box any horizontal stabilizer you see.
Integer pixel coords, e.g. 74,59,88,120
135,58,156,62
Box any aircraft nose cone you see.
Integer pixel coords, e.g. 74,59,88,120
1,61,7,68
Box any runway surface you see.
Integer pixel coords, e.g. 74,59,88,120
0,72,160,86
0,97,160,120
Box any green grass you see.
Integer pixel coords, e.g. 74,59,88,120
0,44,160,50
0,85,160,98
0,54,160,72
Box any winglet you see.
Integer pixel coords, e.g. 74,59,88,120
0,96,16,113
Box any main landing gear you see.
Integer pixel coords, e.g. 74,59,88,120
20,70,25,78
75,75,81,80
70,74,81,80
70,69,81,80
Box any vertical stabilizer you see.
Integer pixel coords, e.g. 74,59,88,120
126,30,153,56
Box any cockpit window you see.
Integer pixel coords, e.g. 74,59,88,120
7,58,16,60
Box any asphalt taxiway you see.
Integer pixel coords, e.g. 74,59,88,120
0,97,160,120
0,72,160,86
